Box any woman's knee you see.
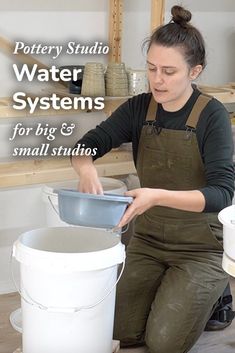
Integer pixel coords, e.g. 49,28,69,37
145,330,181,353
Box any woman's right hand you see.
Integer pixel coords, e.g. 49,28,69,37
78,169,103,194
71,155,103,194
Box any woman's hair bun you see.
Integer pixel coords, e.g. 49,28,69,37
171,5,192,26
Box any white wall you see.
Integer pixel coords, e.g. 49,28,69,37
0,184,47,293
166,0,235,12
122,0,151,69
165,0,235,85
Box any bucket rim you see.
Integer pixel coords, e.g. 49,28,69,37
218,205,235,228
42,177,127,198
12,227,125,272
43,177,126,191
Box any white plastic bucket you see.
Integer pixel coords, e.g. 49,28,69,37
218,205,235,276
42,177,127,227
13,227,125,353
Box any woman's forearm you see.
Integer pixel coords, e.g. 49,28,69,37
71,155,96,177
154,189,206,212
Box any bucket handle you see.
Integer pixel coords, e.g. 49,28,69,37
111,223,129,234
11,250,125,313
48,195,60,216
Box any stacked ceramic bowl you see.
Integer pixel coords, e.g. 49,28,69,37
127,69,149,96
81,62,105,96
105,62,129,97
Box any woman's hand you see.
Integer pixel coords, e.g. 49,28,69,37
78,165,103,194
78,174,103,194
117,187,206,227
118,188,162,227
72,155,103,194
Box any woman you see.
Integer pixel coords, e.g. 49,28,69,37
71,6,234,353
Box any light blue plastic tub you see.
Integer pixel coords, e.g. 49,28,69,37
56,189,133,229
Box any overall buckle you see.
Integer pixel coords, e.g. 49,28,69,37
185,126,195,139
144,121,162,135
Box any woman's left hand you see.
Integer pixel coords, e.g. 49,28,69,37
118,188,162,228
117,187,206,228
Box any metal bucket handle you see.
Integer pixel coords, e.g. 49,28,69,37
48,194,59,216
11,249,125,313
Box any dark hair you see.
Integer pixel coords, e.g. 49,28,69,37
143,5,206,69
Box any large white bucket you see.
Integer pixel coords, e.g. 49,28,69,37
42,177,127,227
218,205,235,277
13,227,125,353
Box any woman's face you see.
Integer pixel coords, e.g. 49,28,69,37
147,44,200,111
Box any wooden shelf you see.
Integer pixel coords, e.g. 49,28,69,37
199,84,235,104
0,95,130,119
0,149,136,188
1,82,234,119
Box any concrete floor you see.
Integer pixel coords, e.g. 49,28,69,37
1,279,235,353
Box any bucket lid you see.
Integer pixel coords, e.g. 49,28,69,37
218,205,235,229
222,252,235,277
13,227,125,273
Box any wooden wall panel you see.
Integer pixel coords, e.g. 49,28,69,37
108,0,123,62
151,0,165,32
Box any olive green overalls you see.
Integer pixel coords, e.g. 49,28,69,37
113,94,229,353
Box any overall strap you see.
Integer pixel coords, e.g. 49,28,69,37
186,94,212,129
145,93,212,128
145,95,158,121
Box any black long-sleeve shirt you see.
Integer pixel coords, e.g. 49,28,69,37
74,88,234,212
